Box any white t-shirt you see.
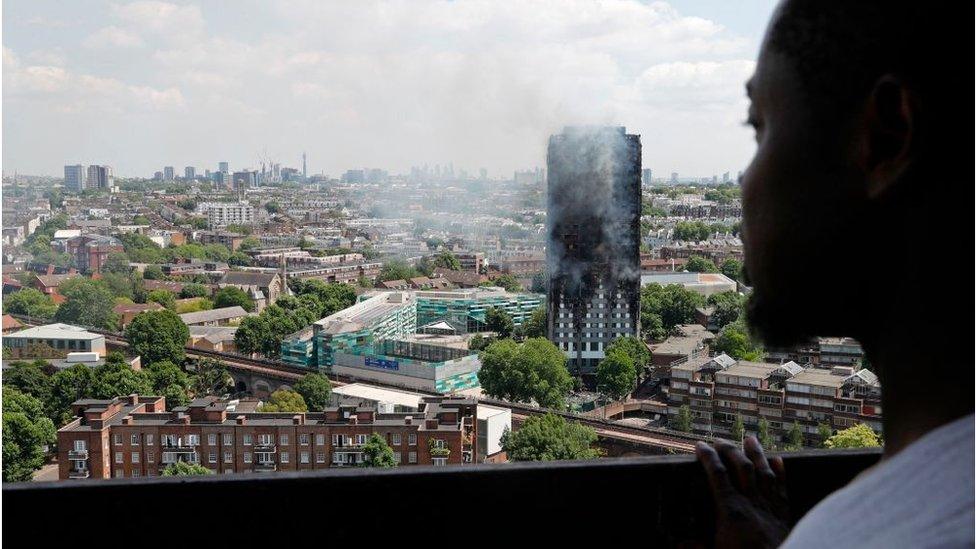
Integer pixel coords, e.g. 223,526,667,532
782,414,974,548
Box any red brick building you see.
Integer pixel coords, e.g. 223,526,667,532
65,235,124,273
58,395,478,480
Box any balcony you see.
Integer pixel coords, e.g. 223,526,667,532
253,443,277,452
67,449,89,460
67,470,90,479
161,446,198,454
4,448,880,544
254,462,277,472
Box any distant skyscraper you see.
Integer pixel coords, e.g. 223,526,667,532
670,172,679,184
642,168,653,186
232,171,257,190
219,162,229,174
302,152,307,179
546,126,641,375
185,166,196,179
86,165,113,189
64,165,87,192
163,166,176,181
722,171,730,183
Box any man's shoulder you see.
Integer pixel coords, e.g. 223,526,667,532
782,415,974,548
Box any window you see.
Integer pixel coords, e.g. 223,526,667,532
392,433,401,446
73,439,86,452
432,457,447,466
114,434,122,446
147,451,155,463
258,434,273,446
208,434,217,446
300,434,309,446
315,452,325,463
146,434,154,446
281,452,290,463
280,434,289,445
393,452,402,464
130,434,139,445
131,470,140,478
300,452,310,464
408,433,417,446
209,451,217,464
315,434,325,446
115,452,123,464
408,451,417,464
243,434,252,446
355,434,366,445
131,452,140,463
224,451,232,463
115,468,124,478
243,452,252,464
223,434,233,446
186,434,199,446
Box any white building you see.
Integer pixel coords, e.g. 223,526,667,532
477,404,511,462
196,201,255,229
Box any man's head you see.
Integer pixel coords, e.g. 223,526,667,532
740,0,960,348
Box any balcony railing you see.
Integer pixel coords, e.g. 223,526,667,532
67,450,89,460
253,443,277,452
254,462,277,472
4,449,880,544
67,470,90,479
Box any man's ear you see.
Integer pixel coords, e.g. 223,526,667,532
858,75,916,199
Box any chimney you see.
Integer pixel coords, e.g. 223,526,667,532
122,416,133,425
236,415,246,425
177,413,190,425
404,416,412,425
292,415,303,425
348,415,358,425
127,394,138,405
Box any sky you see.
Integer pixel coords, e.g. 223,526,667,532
2,0,779,179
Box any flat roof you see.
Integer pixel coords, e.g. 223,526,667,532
332,383,424,408
5,323,103,341
788,368,847,388
720,361,780,379
477,404,510,420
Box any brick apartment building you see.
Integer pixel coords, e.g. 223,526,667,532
58,395,477,480
65,235,124,273
765,337,865,369
668,354,881,446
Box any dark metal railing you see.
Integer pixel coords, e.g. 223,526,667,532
4,448,880,545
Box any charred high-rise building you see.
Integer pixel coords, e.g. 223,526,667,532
546,126,641,375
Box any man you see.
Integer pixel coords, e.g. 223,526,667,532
695,1,973,547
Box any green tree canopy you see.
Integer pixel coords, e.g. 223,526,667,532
673,404,692,432
640,283,705,335
102,252,132,274
258,390,308,413
289,279,356,318
179,283,210,298
685,255,718,273
731,415,745,442
758,417,775,449
54,278,119,330
706,291,745,329
213,286,254,312
500,413,600,461
125,309,190,366
147,289,176,310
605,336,651,376
785,422,804,450
2,360,54,404
191,358,235,397
477,338,573,409
377,259,421,282
2,387,57,482
596,348,637,401
162,462,213,476
485,274,522,292
361,433,397,468
484,307,514,339
145,360,191,407
825,424,881,449
3,288,58,320
294,373,332,411
712,320,764,361
48,364,97,425
521,306,547,339
91,358,153,400
720,258,743,282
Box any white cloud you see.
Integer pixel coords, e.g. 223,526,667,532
84,26,145,49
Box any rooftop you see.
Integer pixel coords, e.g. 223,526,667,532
720,361,781,379
313,291,412,335
789,368,849,388
332,383,424,409
179,306,248,325
5,323,103,341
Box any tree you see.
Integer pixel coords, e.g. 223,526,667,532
289,279,356,318
758,417,775,449
147,289,176,310
377,259,421,282
3,288,58,320
3,360,53,404
640,283,705,335
361,433,397,468
102,252,132,274
234,315,271,356
712,320,764,360
817,423,833,447
731,415,745,442
484,307,514,338
213,286,254,312
605,336,650,378
522,306,546,338
685,255,718,273
258,390,308,413
500,413,600,461
54,278,119,330
91,359,153,399
596,349,636,401
785,422,804,450
142,264,165,280
707,291,745,329
486,274,522,292
674,405,692,432
145,361,191,407
468,333,491,351
530,272,547,293
179,283,210,299
477,338,573,409
2,387,57,482
162,462,213,476
125,309,190,366
49,364,97,425
720,258,743,282
294,373,332,411
824,424,881,449
192,358,235,397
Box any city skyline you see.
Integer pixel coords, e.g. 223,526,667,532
3,0,776,178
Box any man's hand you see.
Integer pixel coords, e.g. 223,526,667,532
696,436,791,548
